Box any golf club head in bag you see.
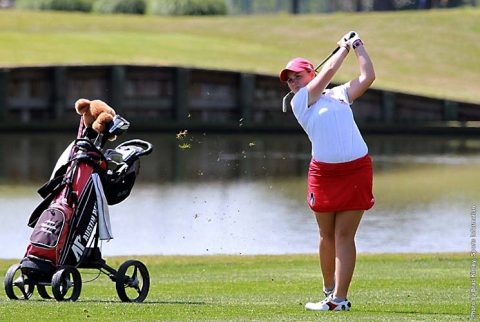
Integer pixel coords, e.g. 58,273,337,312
94,115,131,148
108,115,130,135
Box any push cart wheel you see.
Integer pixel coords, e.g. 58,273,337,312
51,266,82,302
4,264,35,300
37,284,52,299
115,260,150,302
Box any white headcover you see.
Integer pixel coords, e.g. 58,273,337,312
50,141,75,180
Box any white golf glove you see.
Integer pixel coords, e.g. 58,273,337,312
337,32,352,51
346,31,363,49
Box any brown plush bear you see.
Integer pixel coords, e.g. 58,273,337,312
74,98,116,139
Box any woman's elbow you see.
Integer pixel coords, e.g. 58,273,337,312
364,69,375,86
359,71,375,88
368,71,376,85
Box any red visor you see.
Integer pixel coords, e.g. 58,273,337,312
279,57,314,82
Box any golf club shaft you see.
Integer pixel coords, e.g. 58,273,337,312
312,46,340,73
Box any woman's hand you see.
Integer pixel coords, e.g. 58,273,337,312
346,31,361,49
337,32,353,52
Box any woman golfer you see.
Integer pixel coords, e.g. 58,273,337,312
279,31,375,311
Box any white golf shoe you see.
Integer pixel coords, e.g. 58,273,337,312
305,295,351,311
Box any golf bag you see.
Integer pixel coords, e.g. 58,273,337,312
20,115,152,278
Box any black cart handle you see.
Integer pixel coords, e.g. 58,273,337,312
116,139,153,157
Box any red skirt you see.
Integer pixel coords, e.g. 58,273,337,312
307,154,374,213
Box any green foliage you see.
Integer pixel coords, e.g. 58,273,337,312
15,0,94,12
148,0,227,16
1,8,479,103
92,0,147,14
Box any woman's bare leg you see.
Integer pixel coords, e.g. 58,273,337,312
314,212,336,290
333,210,364,299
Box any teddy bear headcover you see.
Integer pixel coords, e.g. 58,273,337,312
74,98,117,139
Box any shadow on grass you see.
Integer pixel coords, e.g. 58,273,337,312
357,308,468,318
27,299,208,305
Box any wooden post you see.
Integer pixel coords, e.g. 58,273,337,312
0,136,3,178
291,0,300,14
356,0,364,11
239,73,254,123
382,91,396,122
174,68,190,122
444,100,458,121
373,0,395,10
0,69,8,121
52,66,67,120
242,0,252,14
110,65,125,114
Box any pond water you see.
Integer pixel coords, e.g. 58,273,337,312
0,132,478,258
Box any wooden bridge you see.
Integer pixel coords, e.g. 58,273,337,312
0,65,479,134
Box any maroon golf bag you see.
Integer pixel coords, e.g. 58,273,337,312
4,112,152,302
20,115,151,277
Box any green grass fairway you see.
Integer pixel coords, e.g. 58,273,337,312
0,8,479,103
0,253,473,321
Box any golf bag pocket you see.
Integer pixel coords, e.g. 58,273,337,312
30,207,66,249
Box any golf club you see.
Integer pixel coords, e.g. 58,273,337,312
281,32,356,113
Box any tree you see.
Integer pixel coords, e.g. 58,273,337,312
355,0,363,11
291,0,300,14
373,0,395,10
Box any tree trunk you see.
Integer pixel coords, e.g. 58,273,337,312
446,0,464,7
417,0,432,9
373,0,395,10
356,0,364,12
291,0,300,14
241,0,252,14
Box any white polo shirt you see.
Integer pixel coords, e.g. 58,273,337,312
291,84,368,163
